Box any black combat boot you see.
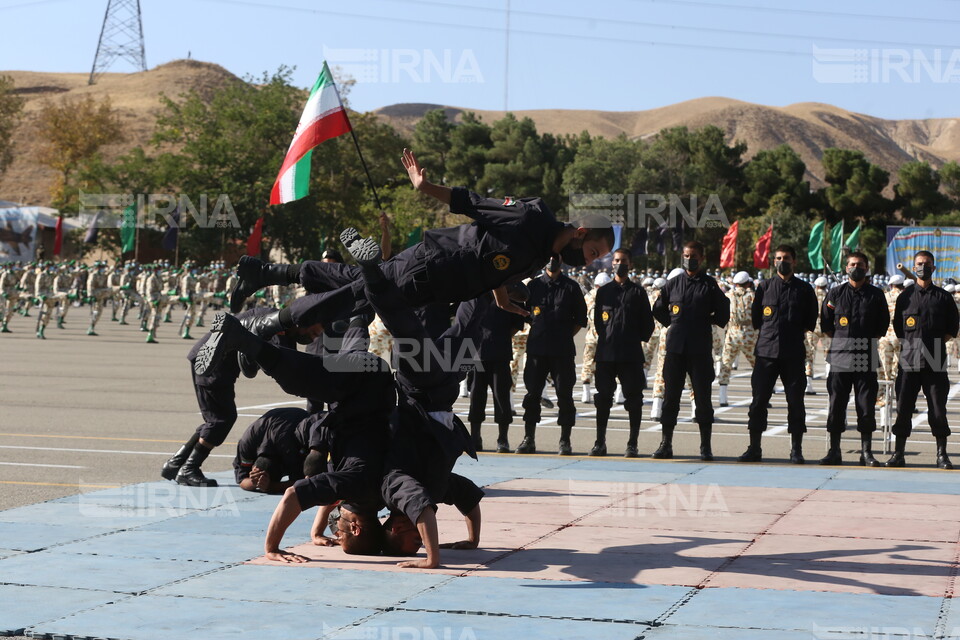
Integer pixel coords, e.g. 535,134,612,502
699,423,714,461
885,435,907,467
738,430,763,462
651,426,674,459
789,431,805,464
161,432,200,480
819,431,843,465
859,435,880,467
194,312,264,376
237,309,291,378
175,443,219,487
229,256,299,313
936,435,954,470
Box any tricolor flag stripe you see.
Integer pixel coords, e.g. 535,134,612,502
270,62,352,205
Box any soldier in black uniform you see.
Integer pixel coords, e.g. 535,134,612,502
227,149,612,329
887,250,959,469
651,241,729,461
592,249,654,457
516,257,588,455
819,252,890,466
160,308,323,488
233,407,311,493
738,245,818,464
468,292,526,452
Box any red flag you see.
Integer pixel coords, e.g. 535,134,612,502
720,220,738,269
246,216,264,257
53,215,63,257
754,224,773,269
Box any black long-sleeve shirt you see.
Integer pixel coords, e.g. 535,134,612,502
233,407,310,484
595,279,655,362
893,283,960,372
820,282,889,372
526,273,588,358
751,275,818,359
653,272,729,355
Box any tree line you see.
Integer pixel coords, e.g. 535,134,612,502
2,68,960,271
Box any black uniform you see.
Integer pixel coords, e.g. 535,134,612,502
594,278,655,445
521,272,588,442
652,271,729,430
747,275,819,434
287,188,564,327
233,407,310,485
892,283,960,438
186,307,296,446
468,295,525,439
820,282,889,434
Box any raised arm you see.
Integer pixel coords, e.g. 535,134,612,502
402,148,451,204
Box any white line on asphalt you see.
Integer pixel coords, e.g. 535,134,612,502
0,461,87,469
0,445,233,458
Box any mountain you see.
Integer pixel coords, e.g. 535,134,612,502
2,61,958,205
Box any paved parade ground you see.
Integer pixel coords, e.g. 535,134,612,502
2,316,959,639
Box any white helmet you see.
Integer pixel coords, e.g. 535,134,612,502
732,271,751,285
667,267,684,280
904,279,915,287
947,284,957,293
594,273,613,287
888,274,905,286
653,277,667,289
814,276,829,287
641,277,654,287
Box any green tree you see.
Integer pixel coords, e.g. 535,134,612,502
742,144,810,216
895,161,949,220
937,160,960,207
0,75,24,180
821,148,891,221
412,109,454,184
36,95,124,210
445,111,492,191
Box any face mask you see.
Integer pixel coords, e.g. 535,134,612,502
776,260,793,277
846,266,866,282
547,257,561,273
682,257,699,273
615,262,630,278
915,265,931,280
560,243,586,267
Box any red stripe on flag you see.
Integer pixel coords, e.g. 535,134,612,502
247,216,264,257
53,215,63,257
271,111,352,201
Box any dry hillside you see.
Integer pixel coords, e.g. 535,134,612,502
2,60,959,205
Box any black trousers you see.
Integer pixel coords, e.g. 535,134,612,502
748,356,806,434
826,371,878,434
288,249,432,327
893,368,951,438
661,351,714,429
191,369,237,447
522,354,576,431
595,360,645,428
468,359,513,427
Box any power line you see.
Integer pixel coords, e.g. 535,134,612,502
190,0,862,58
373,0,960,51
635,0,960,26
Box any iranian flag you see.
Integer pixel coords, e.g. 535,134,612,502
270,62,352,205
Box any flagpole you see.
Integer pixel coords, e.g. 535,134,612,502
347,127,383,211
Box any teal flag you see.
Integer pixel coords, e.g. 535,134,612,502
120,203,136,254
845,223,861,250
807,220,825,270
830,220,845,272
406,226,422,248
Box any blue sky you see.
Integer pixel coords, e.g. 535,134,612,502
2,0,959,120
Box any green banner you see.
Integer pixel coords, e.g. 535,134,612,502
807,220,824,270
120,203,136,254
845,223,861,250
830,220,845,272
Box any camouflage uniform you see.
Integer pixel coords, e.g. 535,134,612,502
580,287,599,384
178,269,199,339
33,266,57,338
368,314,394,365
53,266,74,328
805,286,830,377
18,266,37,317
0,264,19,331
510,323,530,391
86,266,112,333
117,265,141,325
718,287,758,385
143,268,165,342
877,288,902,381
642,288,661,365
